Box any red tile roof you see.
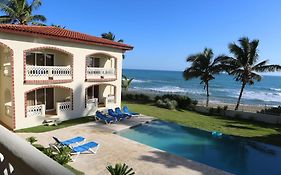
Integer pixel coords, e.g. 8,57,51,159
0,24,133,50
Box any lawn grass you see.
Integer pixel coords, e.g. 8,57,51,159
123,101,281,147
16,117,92,133
64,164,85,175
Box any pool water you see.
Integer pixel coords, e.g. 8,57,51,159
118,120,281,175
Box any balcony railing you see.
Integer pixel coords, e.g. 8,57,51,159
86,67,115,80
0,125,73,175
26,66,72,81
86,98,98,109
56,102,71,112
26,104,45,118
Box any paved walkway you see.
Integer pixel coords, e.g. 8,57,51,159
18,116,231,175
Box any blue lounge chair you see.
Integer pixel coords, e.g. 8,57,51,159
115,107,132,118
95,111,116,124
123,106,140,116
108,109,127,121
52,141,100,162
53,136,85,147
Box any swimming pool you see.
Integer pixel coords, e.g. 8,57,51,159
118,120,281,175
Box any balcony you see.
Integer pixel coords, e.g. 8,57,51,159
85,53,117,81
86,67,115,80
26,65,72,82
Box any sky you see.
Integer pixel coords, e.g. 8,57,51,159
25,1,281,75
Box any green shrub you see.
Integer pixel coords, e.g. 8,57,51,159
257,106,281,116
223,105,228,111
107,163,135,175
122,93,152,103
209,107,215,115
156,98,178,110
154,94,197,110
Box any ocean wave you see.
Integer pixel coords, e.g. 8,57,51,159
269,88,281,92
132,86,206,95
231,90,281,103
133,79,150,83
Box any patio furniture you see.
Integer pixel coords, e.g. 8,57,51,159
123,106,140,116
71,141,100,161
95,111,116,124
108,109,126,121
115,107,132,118
52,136,85,147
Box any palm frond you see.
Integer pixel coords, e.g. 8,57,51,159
31,14,46,22
249,39,259,64
30,0,42,9
254,64,281,72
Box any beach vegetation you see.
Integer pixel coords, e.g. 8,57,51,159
221,37,281,110
121,93,152,103
257,106,281,116
156,98,178,110
183,48,227,107
155,94,197,110
0,0,46,25
122,75,134,92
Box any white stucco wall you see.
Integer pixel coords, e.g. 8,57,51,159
0,32,125,130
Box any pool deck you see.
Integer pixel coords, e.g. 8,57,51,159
18,115,232,175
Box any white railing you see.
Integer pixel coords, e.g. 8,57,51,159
86,98,98,109
56,102,71,113
26,104,45,118
0,125,73,175
86,67,115,79
26,66,72,81
107,96,115,104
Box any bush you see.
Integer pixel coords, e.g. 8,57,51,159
156,98,178,110
257,106,281,116
122,93,152,103
155,94,197,110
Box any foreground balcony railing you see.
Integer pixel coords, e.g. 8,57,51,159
0,125,73,175
86,67,115,80
26,66,72,81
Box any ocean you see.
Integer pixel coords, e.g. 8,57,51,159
123,69,281,106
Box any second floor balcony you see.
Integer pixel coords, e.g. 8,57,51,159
24,47,73,83
85,53,117,82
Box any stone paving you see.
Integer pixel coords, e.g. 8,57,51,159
18,116,231,175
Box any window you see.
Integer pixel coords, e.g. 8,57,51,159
26,52,54,66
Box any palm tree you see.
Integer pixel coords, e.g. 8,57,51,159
122,75,134,92
224,37,281,110
101,32,125,59
0,0,46,25
101,32,124,42
183,48,225,107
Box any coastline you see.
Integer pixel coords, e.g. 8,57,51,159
125,89,268,113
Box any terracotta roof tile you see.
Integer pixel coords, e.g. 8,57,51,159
0,24,133,50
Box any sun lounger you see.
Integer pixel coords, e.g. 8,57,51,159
71,141,100,161
52,136,85,147
52,141,100,162
123,106,140,116
108,109,127,121
96,111,116,124
115,107,132,118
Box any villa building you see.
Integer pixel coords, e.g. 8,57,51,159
0,24,133,130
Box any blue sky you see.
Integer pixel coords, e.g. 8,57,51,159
36,1,281,75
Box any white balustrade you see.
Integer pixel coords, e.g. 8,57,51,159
26,105,45,117
56,102,71,113
86,67,115,79
107,96,115,104
86,98,98,109
26,66,72,81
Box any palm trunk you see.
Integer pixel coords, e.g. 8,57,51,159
206,82,209,107
235,83,246,110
